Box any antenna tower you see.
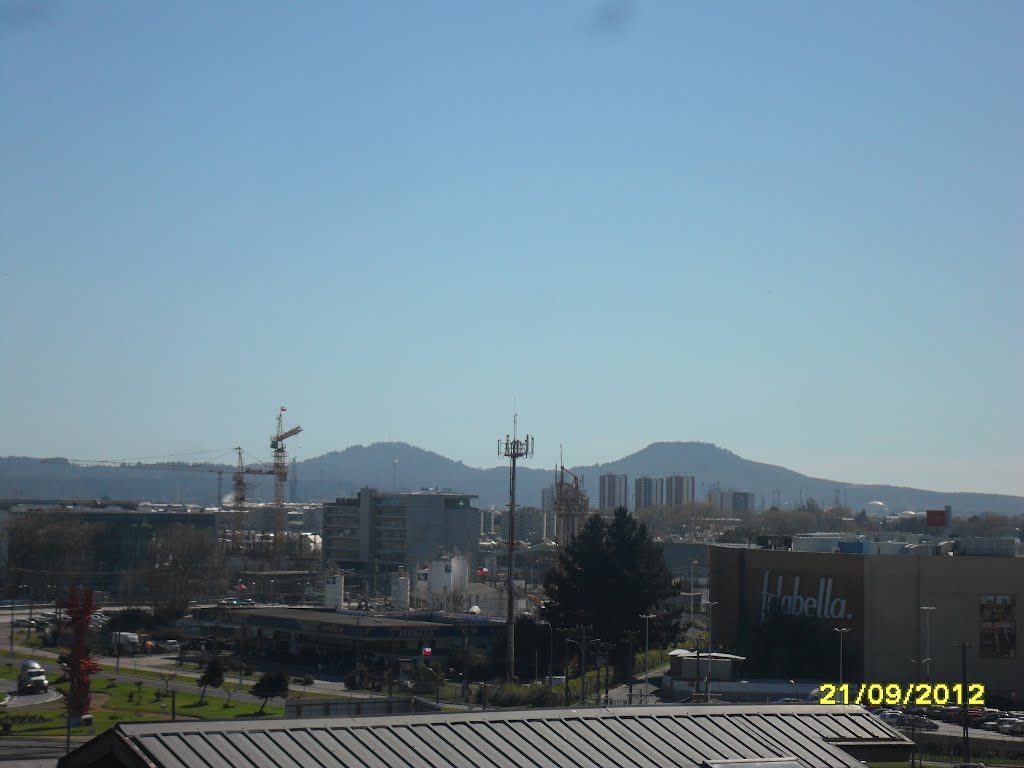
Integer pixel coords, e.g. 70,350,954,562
498,415,533,683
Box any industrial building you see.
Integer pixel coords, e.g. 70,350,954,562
58,703,912,768
709,542,1023,701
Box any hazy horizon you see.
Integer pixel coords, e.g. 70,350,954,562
2,3,1021,496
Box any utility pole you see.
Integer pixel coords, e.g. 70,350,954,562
640,614,655,697
954,642,973,764
498,417,533,683
920,606,935,683
834,627,850,686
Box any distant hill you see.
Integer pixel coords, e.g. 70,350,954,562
1,442,1021,516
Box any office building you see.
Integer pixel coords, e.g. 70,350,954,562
322,488,480,586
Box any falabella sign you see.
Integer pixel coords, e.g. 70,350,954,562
760,571,853,622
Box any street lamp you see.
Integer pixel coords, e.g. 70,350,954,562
565,638,585,706
640,614,656,692
704,601,718,702
919,606,935,683
586,638,604,705
372,618,395,697
690,559,699,628
537,620,553,688
834,627,851,686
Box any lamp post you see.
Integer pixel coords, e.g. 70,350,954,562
373,618,395,697
954,642,973,764
834,627,851,686
908,658,922,768
25,585,33,629
586,638,604,705
690,560,699,628
640,614,656,693
705,601,718,703
565,638,584,706
8,588,14,656
919,606,935,683
537,620,553,688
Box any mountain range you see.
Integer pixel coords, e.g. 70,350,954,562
2,442,1021,516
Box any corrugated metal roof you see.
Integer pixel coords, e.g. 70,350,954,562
60,705,911,768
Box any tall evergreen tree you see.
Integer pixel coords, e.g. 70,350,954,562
543,507,678,648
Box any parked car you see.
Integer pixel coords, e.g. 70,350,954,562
12,618,35,628
996,718,1024,735
898,715,939,731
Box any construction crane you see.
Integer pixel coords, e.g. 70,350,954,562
554,462,589,547
271,408,303,556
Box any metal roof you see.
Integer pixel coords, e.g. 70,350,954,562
59,704,911,768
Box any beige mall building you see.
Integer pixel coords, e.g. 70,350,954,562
710,545,1021,702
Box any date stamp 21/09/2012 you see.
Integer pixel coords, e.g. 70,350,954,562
819,682,984,706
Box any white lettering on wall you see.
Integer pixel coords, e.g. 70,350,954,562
760,571,853,622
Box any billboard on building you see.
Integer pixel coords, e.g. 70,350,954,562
979,594,1016,659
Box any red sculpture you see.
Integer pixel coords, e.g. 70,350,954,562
59,586,100,718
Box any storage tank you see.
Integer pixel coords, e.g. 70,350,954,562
391,572,410,609
324,573,344,610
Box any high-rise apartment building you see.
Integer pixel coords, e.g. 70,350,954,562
634,476,664,513
598,474,629,511
708,489,755,517
665,475,696,506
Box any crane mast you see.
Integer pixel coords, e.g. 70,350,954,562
272,409,303,556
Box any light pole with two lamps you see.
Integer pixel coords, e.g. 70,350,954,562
537,619,553,688
919,606,935,683
833,627,851,686
640,613,656,694
704,601,718,702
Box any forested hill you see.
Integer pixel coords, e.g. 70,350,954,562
1,442,1020,516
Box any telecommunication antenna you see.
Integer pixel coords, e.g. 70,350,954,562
498,415,533,683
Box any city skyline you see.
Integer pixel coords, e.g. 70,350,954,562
1,3,1021,497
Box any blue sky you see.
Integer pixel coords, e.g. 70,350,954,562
2,2,1021,497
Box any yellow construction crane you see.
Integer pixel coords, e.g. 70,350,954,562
271,408,303,556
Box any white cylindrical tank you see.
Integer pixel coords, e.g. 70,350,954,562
325,573,344,610
391,574,410,609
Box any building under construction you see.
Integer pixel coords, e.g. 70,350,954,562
553,464,589,547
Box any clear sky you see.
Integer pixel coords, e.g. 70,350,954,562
1,2,1021,497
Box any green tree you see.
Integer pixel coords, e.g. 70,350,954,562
249,670,289,712
198,657,225,703
543,508,678,655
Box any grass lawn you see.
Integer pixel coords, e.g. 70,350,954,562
1,678,285,738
